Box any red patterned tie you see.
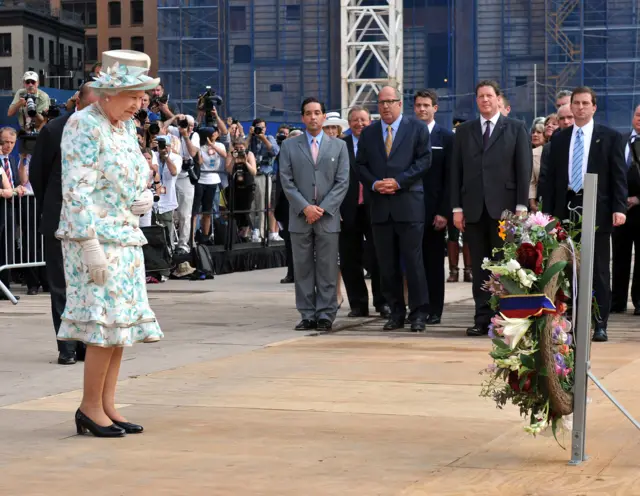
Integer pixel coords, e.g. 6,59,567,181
3,157,12,187
358,183,364,204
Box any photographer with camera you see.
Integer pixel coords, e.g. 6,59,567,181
153,136,181,248
246,118,279,242
7,72,50,132
150,83,178,122
226,137,257,240
192,127,227,245
163,114,200,254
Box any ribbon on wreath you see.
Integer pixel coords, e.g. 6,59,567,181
499,294,556,319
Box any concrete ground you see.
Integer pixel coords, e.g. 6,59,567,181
1,268,640,495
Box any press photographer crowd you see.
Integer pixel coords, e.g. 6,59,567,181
2,49,640,374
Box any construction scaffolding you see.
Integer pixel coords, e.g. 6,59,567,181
156,0,640,129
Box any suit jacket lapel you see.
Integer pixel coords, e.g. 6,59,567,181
472,119,483,150
586,124,601,174
316,134,329,164
388,117,410,158
560,127,573,184
485,115,505,151
371,121,386,159
430,124,441,147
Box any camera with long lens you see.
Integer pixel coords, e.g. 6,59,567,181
198,86,223,126
178,118,189,129
146,122,161,148
136,109,148,123
181,158,194,172
150,94,168,109
253,127,263,136
44,98,62,120
276,132,287,146
157,137,167,151
24,94,38,118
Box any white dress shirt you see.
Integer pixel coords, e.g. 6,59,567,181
568,118,594,183
626,129,638,164
352,134,359,157
480,112,500,137
427,120,436,134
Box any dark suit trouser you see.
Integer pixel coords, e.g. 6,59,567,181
339,205,384,312
371,220,428,321
465,207,502,327
612,223,640,310
44,233,80,355
291,228,339,322
423,225,446,317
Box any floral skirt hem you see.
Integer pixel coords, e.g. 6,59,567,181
57,320,164,348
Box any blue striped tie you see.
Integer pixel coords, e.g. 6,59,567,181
570,128,584,192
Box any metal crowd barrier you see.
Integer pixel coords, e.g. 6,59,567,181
0,195,46,305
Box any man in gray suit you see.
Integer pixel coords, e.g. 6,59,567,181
279,97,350,331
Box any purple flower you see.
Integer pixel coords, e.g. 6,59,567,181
488,323,496,339
565,333,573,346
554,353,565,366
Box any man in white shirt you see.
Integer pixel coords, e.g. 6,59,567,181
155,136,182,248
542,86,627,342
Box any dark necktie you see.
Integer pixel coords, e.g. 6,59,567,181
483,121,491,150
628,137,636,169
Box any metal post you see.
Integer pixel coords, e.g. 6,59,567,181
533,64,537,119
569,173,597,465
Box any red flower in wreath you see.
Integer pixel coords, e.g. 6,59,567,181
516,242,544,274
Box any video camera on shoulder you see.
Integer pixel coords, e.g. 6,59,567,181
43,98,63,120
198,86,223,126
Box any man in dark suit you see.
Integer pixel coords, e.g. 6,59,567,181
29,83,97,364
450,80,532,336
413,89,454,325
357,85,432,331
542,86,627,342
0,127,26,300
339,106,389,319
611,106,640,315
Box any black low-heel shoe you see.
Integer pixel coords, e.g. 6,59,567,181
111,420,144,434
75,409,126,438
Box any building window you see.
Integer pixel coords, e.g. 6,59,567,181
68,46,73,69
87,2,97,26
49,40,54,64
230,6,246,31
0,34,11,57
233,45,251,63
38,69,44,86
0,67,11,90
270,84,283,92
109,37,122,51
131,36,144,53
86,36,98,62
109,2,121,27
77,48,83,68
131,0,144,25
38,37,44,61
59,43,64,65
515,76,528,87
285,5,301,21
28,34,34,60
426,32,448,88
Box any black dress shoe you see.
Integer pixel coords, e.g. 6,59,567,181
280,275,294,284
294,319,317,331
383,318,405,331
111,419,144,434
317,318,332,330
75,409,126,438
426,314,441,325
634,308,640,316
466,324,488,337
411,318,426,332
27,287,38,296
376,304,391,319
592,327,608,342
348,308,369,318
58,352,76,365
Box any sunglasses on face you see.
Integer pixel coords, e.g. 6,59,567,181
25,80,36,85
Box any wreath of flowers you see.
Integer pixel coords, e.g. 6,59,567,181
479,211,585,447
92,61,153,89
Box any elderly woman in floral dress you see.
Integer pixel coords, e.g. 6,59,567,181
56,50,162,437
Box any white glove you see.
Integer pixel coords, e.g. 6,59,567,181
80,239,108,286
131,190,154,216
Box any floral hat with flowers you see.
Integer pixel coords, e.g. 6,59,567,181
89,50,160,92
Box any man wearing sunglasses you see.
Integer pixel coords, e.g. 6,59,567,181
7,71,50,131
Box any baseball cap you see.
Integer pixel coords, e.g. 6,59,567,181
23,71,38,82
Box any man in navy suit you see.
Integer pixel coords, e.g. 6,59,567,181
414,89,454,325
0,127,26,300
357,86,432,331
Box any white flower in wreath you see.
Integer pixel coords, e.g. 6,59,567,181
495,355,521,371
506,259,521,273
516,268,536,288
494,313,532,349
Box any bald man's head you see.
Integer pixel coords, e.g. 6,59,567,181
77,84,98,110
557,104,574,129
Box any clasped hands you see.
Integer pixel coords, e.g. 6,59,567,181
131,190,154,216
374,178,400,195
303,205,324,224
